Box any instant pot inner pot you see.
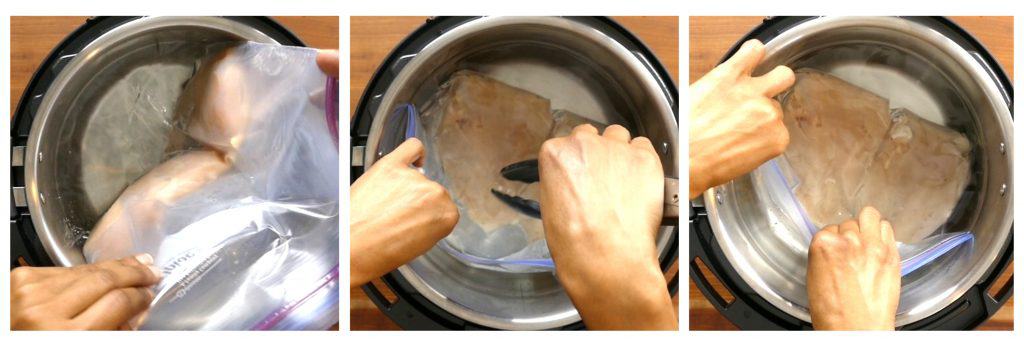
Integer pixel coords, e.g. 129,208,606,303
708,19,1011,326
27,18,278,265
370,18,676,329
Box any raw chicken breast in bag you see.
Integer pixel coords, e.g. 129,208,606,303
751,69,974,277
83,42,340,330
376,71,624,273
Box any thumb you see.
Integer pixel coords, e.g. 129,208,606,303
383,138,425,168
316,49,339,77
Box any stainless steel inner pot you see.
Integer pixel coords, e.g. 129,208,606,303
704,17,1012,326
25,17,281,266
362,17,678,330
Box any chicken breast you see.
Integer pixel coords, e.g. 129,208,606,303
781,69,971,243
423,70,553,238
782,69,893,226
853,109,971,242
171,46,251,162
84,150,231,263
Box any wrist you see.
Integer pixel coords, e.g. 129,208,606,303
349,229,372,288
558,254,673,329
689,156,710,199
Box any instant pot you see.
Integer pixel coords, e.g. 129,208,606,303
351,16,679,330
10,16,307,268
690,16,1013,330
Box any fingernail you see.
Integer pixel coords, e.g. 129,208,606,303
148,265,164,279
134,253,154,265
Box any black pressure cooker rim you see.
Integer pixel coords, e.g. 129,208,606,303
9,16,306,268
351,16,679,330
689,16,1014,330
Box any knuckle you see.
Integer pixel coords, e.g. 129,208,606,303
840,229,860,243
10,267,32,284
572,130,596,143
765,103,783,122
12,286,36,302
539,139,561,159
119,256,143,267
772,127,790,154
93,269,121,289
811,231,842,250
131,264,154,281
426,181,449,199
12,308,43,329
437,206,459,232
110,289,136,308
631,136,652,146
865,243,889,260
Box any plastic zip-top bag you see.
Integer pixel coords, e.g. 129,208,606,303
376,71,627,273
753,158,973,276
752,69,974,277
82,42,339,330
375,102,557,272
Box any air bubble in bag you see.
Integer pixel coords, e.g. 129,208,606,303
82,42,339,330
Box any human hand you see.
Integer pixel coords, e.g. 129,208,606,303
689,39,795,199
10,254,162,330
807,206,900,330
316,49,339,77
538,124,676,330
350,138,459,287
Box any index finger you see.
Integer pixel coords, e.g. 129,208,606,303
749,65,795,97
722,39,766,77
380,138,425,168
316,50,339,77
73,287,153,330
48,256,161,318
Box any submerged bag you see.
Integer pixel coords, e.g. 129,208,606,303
83,42,339,330
753,69,974,276
377,71,621,273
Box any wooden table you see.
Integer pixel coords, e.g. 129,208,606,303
349,16,679,330
689,16,1014,331
10,16,339,117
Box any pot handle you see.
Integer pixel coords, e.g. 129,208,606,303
688,203,808,330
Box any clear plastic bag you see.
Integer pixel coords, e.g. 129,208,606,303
752,69,974,276
417,71,552,272
376,72,624,273
82,42,339,330
753,158,973,276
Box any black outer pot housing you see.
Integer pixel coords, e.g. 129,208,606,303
351,16,680,330
10,16,306,268
689,16,1014,330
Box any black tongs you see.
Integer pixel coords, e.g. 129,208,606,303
490,159,681,226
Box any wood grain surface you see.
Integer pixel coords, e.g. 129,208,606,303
349,16,679,330
689,16,1014,331
10,16,338,117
